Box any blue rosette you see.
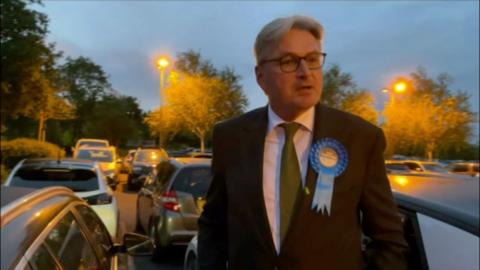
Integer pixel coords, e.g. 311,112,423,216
309,138,348,215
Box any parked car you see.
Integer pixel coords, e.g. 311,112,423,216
73,138,109,155
385,160,413,175
400,160,450,175
74,146,119,181
136,158,211,260
447,162,479,178
184,175,480,270
127,148,169,190
3,158,119,238
1,186,154,270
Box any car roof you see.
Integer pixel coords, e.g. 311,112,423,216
1,186,83,269
77,138,109,143
0,186,37,208
389,174,479,235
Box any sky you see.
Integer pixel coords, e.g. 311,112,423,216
35,1,479,139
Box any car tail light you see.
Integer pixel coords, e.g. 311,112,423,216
161,191,180,212
84,193,113,205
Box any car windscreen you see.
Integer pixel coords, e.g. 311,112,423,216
76,149,113,162
10,168,99,192
79,141,108,148
171,166,212,199
134,150,166,163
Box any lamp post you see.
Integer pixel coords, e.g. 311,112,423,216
156,57,169,106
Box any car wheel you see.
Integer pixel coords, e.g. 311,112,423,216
186,253,198,270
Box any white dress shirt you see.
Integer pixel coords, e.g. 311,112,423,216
263,105,315,254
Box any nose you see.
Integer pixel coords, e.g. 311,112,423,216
296,59,310,77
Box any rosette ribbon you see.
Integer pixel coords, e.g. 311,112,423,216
309,138,348,216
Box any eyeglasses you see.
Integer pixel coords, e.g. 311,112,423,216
260,52,327,73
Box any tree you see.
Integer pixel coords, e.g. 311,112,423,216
144,106,180,147
383,67,475,159
146,50,248,151
322,64,378,125
163,75,229,151
82,95,144,147
58,56,113,139
1,0,65,138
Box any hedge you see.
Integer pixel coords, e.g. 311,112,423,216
1,164,9,183
1,138,65,169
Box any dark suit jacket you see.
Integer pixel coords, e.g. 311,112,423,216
198,104,409,270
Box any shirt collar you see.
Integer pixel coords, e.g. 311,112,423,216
267,105,315,135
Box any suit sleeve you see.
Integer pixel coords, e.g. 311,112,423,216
198,124,228,270
360,128,409,270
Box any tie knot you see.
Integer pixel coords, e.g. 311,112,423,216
280,122,301,141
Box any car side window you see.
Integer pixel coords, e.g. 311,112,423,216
75,205,112,269
28,244,60,270
452,165,468,172
156,161,176,189
405,162,422,171
44,212,100,270
398,208,428,270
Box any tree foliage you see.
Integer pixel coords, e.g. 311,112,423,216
1,0,61,117
383,67,475,159
82,95,144,147
146,50,248,151
322,64,378,125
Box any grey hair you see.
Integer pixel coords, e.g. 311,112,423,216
254,15,324,64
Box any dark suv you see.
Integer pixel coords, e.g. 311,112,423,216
127,148,169,190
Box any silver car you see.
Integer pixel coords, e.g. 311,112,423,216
136,158,211,260
1,186,154,270
4,158,120,239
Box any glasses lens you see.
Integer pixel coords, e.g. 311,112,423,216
305,54,322,69
279,55,299,72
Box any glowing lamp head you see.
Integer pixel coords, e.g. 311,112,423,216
393,82,407,93
157,58,169,69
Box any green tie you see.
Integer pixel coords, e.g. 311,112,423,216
279,122,302,245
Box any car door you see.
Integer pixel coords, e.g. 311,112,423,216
74,204,115,269
169,166,212,230
137,174,158,231
416,212,479,270
28,211,103,270
396,203,479,270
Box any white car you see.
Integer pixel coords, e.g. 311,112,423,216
185,175,480,270
73,138,110,156
4,158,119,239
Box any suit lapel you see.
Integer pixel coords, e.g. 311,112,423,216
242,106,277,257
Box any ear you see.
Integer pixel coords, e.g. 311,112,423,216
255,65,266,92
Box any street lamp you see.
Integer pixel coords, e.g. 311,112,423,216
382,78,410,105
156,56,170,106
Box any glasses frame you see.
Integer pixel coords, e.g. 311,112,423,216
260,52,327,73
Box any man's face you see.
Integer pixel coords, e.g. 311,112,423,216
255,29,323,120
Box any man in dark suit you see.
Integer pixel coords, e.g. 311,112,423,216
198,15,408,270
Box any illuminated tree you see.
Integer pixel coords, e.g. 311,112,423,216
383,67,475,159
